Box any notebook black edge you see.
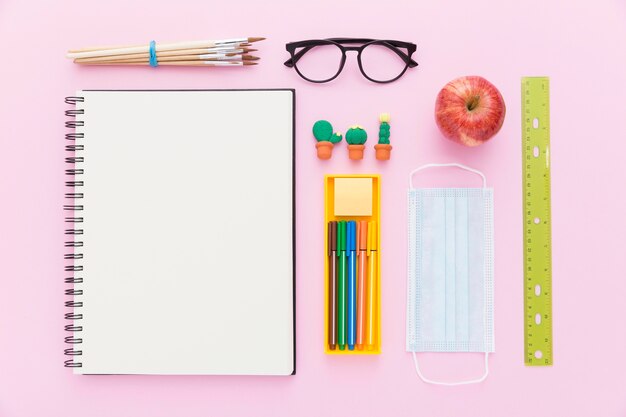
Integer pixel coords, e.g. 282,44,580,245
289,89,296,376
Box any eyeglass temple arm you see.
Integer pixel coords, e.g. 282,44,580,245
392,48,419,67
375,41,418,67
284,45,315,67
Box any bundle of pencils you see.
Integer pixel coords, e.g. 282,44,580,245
66,37,265,67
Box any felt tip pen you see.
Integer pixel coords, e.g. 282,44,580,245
347,221,357,351
337,221,347,350
356,221,368,350
328,221,337,350
366,221,377,350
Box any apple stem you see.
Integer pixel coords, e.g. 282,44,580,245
467,95,480,111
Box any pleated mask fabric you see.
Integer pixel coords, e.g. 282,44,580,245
406,164,494,385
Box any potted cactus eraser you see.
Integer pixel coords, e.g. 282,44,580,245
313,120,342,160
375,113,392,160
345,125,367,160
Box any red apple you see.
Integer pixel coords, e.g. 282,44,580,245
435,76,506,147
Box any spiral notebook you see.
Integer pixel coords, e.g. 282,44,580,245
64,90,295,375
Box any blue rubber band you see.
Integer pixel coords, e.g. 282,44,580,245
149,40,158,67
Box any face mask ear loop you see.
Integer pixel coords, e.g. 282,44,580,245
409,163,487,189
412,352,489,386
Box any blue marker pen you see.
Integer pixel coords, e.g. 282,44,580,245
347,221,357,350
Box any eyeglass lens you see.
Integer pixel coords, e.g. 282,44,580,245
294,43,344,82
359,42,409,82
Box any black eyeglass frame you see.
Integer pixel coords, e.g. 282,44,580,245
284,38,418,84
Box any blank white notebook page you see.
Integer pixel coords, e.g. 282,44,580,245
74,90,294,375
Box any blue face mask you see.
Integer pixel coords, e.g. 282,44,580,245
407,164,494,386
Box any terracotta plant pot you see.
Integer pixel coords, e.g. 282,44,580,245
316,141,334,160
347,144,365,160
374,143,392,160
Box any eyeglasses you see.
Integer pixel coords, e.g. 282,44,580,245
284,38,418,84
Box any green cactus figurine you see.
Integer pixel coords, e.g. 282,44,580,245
346,125,367,160
345,125,367,145
375,113,392,160
313,120,342,159
378,113,391,144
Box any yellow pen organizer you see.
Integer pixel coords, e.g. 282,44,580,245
324,175,381,354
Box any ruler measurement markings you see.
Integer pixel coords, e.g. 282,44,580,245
522,77,553,366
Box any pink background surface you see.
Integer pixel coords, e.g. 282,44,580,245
1,0,625,415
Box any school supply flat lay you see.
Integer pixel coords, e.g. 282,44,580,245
64,90,295,375
62,35,555,381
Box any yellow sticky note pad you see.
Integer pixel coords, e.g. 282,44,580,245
334,177,373,216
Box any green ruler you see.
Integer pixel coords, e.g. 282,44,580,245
522,77,553,366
